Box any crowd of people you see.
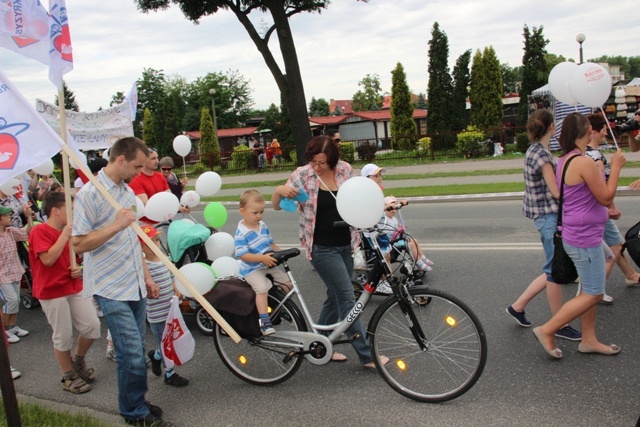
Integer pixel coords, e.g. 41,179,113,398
2,113,638,424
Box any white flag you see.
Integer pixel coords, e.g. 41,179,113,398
48,0,73,89
0,69,63,187
0,0,49,64
161,296,195,370
125,82,138,121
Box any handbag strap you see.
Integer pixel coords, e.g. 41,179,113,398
557,154,579,228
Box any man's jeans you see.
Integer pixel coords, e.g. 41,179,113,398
95,295,149,420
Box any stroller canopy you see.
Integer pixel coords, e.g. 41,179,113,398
167,220,211,263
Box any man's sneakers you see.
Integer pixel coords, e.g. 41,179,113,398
554,325,582,341
505,305,532,327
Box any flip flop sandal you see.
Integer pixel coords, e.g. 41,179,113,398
71,361,96,383
62,374,91,394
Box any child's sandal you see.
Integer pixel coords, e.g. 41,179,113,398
62,374,91,394
71,360,96,383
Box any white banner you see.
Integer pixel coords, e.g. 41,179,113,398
36,98,134,150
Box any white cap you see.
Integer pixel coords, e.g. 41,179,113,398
360,163,386,177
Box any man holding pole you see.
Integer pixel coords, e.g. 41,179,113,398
71,137,164,426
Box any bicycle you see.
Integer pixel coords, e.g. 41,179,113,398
213,223,487,403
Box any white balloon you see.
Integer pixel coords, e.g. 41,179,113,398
211,256,240,278
102,148,110,159
0,178,21,196
173,135,192,157
195,172,222,197
175,263,216,298
205,232,235,261
134,196,145,219
33,159,54,176
569,63,612,108
336,176,385,229
144,192,180,222
548,62,579,105
69,151,87,169
180,190,201,208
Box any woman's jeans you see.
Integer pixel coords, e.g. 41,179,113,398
310,244,372,365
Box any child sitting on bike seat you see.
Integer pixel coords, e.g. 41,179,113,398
234,190,292,336
380,196,433,272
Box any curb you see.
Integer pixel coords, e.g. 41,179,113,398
17,393,125,425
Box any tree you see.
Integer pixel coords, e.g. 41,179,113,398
54,81,80,112
469,47,503,132
110,91,125,107
426,22,453,139
352,74,384,111
450,50,471,132
134,1,367,165
413,93,427,110
588,55,640,78
142,108,156,148
517,25,548,126
308,97,330,117
389,62,416,150
545,53,569,74
501,63,522,94
199,107,220,167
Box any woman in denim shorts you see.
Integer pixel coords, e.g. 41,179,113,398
532,113,626,359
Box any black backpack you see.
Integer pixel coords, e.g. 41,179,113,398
623,220,640,268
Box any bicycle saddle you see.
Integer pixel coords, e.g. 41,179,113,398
269,248,301,264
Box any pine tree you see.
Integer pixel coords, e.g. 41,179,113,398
517,25,549,126
200,107,220,168
426,22,453,146
470,47,503,131
451,50,471,132
390,62,417,150
142,108,156,148
54,81,80,112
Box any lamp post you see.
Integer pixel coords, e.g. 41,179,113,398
576,33,586,65
208,88,218,134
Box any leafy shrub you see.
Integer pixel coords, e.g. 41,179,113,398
418,137,431,152
191,162,207,175
431,133,457,151
516,131,529,153
231,144,253,169
338,141,355,163
456,126,486,157
355,142,377,162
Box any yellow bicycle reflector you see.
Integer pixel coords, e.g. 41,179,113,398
445,316,457,327
239,355,248,365
396,359,407,371
267,306,272,314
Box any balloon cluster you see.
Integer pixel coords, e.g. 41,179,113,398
548,62,611,108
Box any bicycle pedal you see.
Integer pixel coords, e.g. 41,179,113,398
282,351,296,364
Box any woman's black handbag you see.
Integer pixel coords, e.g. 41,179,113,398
551,155,579,285
623,220,640,268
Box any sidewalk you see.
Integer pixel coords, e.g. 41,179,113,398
207,151,640,202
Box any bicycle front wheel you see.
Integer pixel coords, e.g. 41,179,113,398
213,290,307,386
368,288,487,403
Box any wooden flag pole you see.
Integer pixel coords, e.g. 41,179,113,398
62,144,241,343
56,87,77,268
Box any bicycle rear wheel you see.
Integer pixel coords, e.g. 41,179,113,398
213,290,307,385
368,288,487,402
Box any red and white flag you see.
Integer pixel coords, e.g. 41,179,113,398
0,0,73,88
47,0,73,89
0,0,50,64
0,69,63,187
162,296,196,369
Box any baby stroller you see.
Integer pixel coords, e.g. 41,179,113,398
352,203,428,297
18,241,39,309
156,219,215,335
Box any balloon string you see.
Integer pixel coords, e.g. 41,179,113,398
599,109,619,150
182,156,188,179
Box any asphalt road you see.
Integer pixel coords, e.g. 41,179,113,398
8,198,640,426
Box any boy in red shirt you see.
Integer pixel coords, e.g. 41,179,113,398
29,192,101,394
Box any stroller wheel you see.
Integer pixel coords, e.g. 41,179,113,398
22,294,39,310
195,307,215,336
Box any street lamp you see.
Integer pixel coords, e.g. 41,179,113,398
208,88,218,133
576,33,586,64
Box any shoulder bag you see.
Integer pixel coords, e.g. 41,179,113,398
551,155,579,284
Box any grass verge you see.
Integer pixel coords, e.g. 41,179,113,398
0,402,112,427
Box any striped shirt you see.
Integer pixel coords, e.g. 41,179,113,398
72,169,146,301
285,161,360,260
145,260,174,324
235,220,274,276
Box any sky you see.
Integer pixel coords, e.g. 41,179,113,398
2,0,639,113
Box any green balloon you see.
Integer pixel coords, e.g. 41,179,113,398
203,202,228,229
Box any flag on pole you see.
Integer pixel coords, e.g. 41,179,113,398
125,82,138,121
0,0,50,64
161,296,196,370
0,69,63,187
48,0,72,89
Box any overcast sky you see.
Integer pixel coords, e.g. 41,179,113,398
2,0,638,113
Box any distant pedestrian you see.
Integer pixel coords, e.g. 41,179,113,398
158,157,188,200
